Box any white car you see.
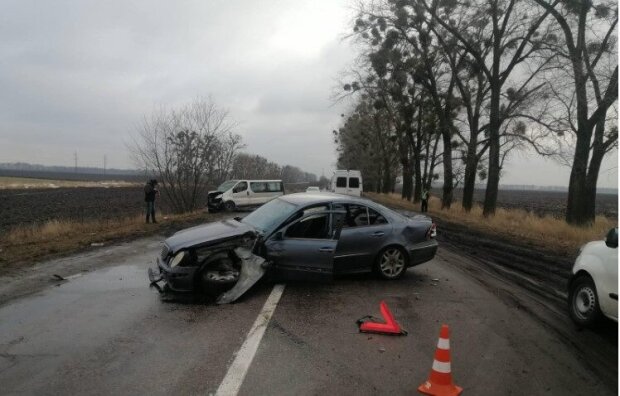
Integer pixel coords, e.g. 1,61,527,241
305,186,320,193
568,227,618,326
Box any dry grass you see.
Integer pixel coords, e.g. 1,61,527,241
0,211,212,271
0,176,138,189
367,192,617,254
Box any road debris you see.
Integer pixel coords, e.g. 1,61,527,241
52,273,83,281
90,242,104,247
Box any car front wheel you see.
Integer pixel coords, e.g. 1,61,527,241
224,201,236,212
375,247,407,280
569,275,602,327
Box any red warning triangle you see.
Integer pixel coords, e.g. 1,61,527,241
358,301,407,335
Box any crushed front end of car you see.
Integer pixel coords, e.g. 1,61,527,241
207,190,224,212
148,219,269,304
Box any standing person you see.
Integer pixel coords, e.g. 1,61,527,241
144,179,159,223
421,188,429,213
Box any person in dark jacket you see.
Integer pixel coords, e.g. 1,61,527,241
144,179,159,223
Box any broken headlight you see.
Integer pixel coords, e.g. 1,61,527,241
170,251,186,268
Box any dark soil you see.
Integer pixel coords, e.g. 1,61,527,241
451,188,618,219
0,187,206,232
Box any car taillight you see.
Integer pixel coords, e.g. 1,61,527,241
426,223,437,239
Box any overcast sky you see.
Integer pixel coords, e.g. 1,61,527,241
0,0,617,188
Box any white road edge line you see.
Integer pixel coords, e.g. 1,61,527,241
216,284,285,396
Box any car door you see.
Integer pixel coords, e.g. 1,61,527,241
231,181,250,206
601,229,618,319
606,249,618,319
264,209,344,282
333,203,392,273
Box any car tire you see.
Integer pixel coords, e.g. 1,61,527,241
196,251,240,298
375,246,408,280
568,274,602,327
224,201,236,212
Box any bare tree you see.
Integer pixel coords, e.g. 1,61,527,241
130,97,243,213
423,0,556,216
529,0,618,225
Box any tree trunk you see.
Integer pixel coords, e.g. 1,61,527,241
483,112,500,216
382,157,392,194
461,138,479,211
566,131,591,225
413,149,423,203
582,119,608,223
400,124,414,200
412,104,424,203
440,119,453,209
483,26,502,217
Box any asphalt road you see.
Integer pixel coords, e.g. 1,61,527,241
0,237,617,395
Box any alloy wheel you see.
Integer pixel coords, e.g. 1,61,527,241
379,248,405,278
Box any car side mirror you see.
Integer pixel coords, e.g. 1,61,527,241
605,228,618,248
273,231,283,241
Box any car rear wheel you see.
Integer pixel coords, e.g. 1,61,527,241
569,275,602,327
375,247,407,280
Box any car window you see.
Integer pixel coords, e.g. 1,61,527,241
341,204,368,228
217,180,238,192
241,198,297,234
266,182,282,192
349,177,360,188
250,182,267,192
336,177,346,188
368,207,388,225
282,204,329,228
233,181,248,193
285,213,330,239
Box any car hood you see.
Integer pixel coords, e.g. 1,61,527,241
581,240,606,253
165,219,256,253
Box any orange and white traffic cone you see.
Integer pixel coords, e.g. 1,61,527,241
418,324,462,396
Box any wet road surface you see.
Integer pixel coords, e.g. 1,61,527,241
0,239,616,395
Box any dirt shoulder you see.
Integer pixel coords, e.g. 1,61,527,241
0,211,228,277
0,212,232,306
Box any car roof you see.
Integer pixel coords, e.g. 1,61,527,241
280,192,374,206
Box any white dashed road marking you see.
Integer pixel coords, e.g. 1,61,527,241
216,284,285,396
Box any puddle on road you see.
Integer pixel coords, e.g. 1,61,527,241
54,264,147,293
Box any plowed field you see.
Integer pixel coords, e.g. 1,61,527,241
1,186,616,233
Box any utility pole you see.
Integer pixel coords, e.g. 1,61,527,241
74,151,78,173
103,154,107,176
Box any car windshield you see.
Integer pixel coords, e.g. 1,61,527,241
241,197,297,234
217,180,238,192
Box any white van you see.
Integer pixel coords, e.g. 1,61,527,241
331,170,363,196
208,179,284,211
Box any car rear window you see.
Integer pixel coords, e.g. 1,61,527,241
336,177,347,188
349,177,360,188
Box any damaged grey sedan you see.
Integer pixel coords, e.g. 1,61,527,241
148,192,438,303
